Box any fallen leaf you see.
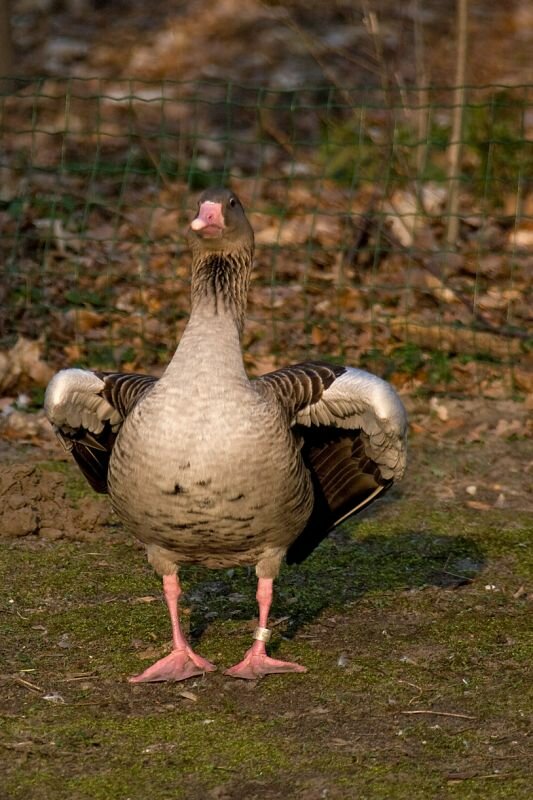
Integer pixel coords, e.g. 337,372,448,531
311,325,325,346
512,367,533,394
429,397,449,422
0,337,54,393
64,309,106,334
137,645,166,660
0,409,52,442
178,690,198,702
466,500,492,511
132,595,158,604
63,344,83,361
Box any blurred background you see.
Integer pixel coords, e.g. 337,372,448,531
0,0,531,407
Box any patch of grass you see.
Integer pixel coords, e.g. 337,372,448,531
464,91,533,206
321,89,531,208
3,710,289,800
1,495,532,800
64,288,112,308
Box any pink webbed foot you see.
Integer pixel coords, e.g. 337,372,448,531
224,576,308,679
129,573,216,684
129,647,216,684
224,644,307,680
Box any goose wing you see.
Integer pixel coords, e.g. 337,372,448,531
44,369,157,493
256,362,408,563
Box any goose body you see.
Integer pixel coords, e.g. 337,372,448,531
45,188,407,681
108,337,313,572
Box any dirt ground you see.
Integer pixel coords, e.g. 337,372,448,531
1,397,532,800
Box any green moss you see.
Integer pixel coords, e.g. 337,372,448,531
2,490,532,800
4,712,289,800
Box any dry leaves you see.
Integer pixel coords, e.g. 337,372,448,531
0,337,54,394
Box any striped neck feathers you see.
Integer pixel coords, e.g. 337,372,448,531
191,246,253,336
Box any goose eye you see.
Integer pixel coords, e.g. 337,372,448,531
228,197,237,208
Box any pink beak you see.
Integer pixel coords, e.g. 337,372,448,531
190,201,225,237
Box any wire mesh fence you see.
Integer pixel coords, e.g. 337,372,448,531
1,78,531,399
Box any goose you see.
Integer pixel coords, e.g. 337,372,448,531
45,188,407,682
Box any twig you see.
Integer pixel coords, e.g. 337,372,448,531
390,318,525,359
258,107,294,157
446,0,469,247
345,209,376,267
412,0,430,214
401,710,476,720
0,0,15,94
53,186,136,226
58,672,99,682
361,1,396,167
270,616,290,628
126,103,174,192
14,676,43,693
271,11,355,108
448,772,529,782
362,3,391,102
413,0,428,177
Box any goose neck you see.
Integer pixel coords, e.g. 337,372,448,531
190,248,253,337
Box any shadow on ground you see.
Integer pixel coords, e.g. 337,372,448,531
185,527,485,641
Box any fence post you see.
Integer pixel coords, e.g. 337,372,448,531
0,0,14,93
446,0,468,248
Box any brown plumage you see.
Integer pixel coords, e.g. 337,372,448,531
45,187,408,682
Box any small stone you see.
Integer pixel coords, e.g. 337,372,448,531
40,527,64,540
494,493,506,508
1,508,38,537
178,690,198,702
429,396,449,422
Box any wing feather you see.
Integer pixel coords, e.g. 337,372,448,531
45,368,157,493
256,361,408,563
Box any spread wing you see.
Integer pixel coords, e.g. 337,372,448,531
44,368,157,493
256,362,408,563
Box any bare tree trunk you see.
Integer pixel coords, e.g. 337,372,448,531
446,0,468,248
0,0,14,93
413,0,429,214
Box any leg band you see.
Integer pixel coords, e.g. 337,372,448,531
253,626,271,643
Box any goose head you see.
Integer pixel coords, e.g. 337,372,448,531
188,188,254,256
187,188,255,332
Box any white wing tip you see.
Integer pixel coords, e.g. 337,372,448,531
343,367,408,434
44,369,104,421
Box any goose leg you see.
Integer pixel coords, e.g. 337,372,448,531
225,577,307,680
129,574,216,683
